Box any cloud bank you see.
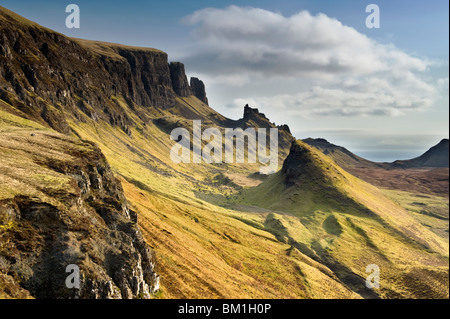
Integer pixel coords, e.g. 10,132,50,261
181,6,439,117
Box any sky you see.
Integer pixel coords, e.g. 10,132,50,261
1,0,449,161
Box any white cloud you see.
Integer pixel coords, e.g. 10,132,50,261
181,6,439,117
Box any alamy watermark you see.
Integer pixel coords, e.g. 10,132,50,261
65,264,80,289
365,264,380,289
366,4,380,29
65,4,80,29
170,120,279,174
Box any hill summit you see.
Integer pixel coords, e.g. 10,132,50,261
392,139,449,168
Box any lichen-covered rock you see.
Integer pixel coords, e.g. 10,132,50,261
0,131,159,299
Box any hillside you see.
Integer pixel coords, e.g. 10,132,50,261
0,6,448,299
0,109,159,298
302,138,386,169
303,137,449,169
236,140,448,298
392,139,449,169
303,137,449,197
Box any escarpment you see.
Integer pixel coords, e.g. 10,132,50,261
0,8,208,134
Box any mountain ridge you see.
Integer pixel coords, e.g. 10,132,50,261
0,6,448,299
303,137,449,169
391,139,449,169
236,140,448,298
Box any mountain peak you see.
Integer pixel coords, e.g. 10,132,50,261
281,140,345,188
392,139,449,168
243,104,268,121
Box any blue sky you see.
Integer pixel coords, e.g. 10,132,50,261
1,0,449,161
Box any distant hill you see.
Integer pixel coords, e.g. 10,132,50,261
391,139,449,168
237,140,448,298
302,138,386,169
302,138,449,196
1,5,448,300
303,138,449,169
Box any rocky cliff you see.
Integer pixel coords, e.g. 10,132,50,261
237,104,295,158
0,123,159,299
0,7,207,134
190,77,208,105
169,62,192,97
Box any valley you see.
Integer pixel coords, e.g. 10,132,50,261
0,5,448,299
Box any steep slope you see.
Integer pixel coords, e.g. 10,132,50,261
392,139,449,168
0,101,360,299
0,5,216,135
0,3,294,191
0,109,159,298
303,137,449,197
0,5,293,171
1,7,352,300
1,6,447,300
237,140,448,298
303,138,449,169
302,138,386,169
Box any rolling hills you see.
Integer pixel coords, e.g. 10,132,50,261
303,137,449,197
0,5,448,299
236,140,448,298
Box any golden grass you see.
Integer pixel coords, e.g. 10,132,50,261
1,96,448,299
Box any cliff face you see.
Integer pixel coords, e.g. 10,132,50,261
0,127,159,299
238,104,295,158
0,8,207,134
190,77,208,105
169,62,192,97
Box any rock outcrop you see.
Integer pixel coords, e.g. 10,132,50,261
238,104,295,158
190,77,208,105
243,104,269,124
0,7,209,134
0,130,159,299
169,62,192,97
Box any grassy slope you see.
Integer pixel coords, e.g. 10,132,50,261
43,97,355,299
382,189,449,241
0,109,91,298
0,20,448,296
2,92,448,298
236,141,449,298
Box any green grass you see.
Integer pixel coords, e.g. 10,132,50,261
1,93,448,299
382,189,449,240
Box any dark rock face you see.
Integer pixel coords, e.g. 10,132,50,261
239,104,294,158
0,136,159,299
281,141,317,188
0,9,203,133
111,49,176,109
190,77,208,105
169,62,192,97
277,124,291,134
243,104,269,123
